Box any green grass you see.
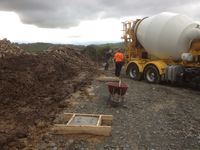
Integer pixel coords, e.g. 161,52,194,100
15,42,123,62
16,42,85,53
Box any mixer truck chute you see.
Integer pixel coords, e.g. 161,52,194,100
122,12,200,86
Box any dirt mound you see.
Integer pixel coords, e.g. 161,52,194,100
0,39,24,58
0,44,96,148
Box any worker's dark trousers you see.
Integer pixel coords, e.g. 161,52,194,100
104,61,109,70
115,62,123,77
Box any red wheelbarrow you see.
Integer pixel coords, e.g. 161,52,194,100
106,81,128,107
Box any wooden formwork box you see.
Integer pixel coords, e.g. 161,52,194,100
52,113,113,136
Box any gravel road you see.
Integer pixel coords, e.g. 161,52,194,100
33,67,200,150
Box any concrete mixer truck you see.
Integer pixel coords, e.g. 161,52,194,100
122,12,200,86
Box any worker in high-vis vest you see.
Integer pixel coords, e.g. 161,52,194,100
113,48,124,77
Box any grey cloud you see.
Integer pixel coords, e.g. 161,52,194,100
0,0,199,28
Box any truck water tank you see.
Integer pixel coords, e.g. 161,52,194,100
135,12,200,60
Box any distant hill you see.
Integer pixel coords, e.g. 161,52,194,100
97,42,123,50
16,43,55,53
15,42,123,62
16,42,85,53
82,42,123,62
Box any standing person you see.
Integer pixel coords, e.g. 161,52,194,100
113,48,124,77
104,49,112,70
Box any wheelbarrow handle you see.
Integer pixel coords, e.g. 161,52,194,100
118,77,122,87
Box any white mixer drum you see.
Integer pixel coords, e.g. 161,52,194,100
136,12,200,60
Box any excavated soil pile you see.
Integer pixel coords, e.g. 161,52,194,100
0,39,25,58
0,42,96,148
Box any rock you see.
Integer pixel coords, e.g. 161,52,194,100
16,130,27,138
86,87,95,97
52,147,57,150
58,100,69,108
42,134,52,143
47,142,57,149
17,139,27,149
35,120,47,128
197,135,200,140
2,145,10,150
39,143,48,149
197,135,200,144
125,144,130,148
71,91,81,99
8,141,17,148
68,139,74,144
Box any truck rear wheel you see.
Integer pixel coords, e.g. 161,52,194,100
127,64,141,80
144,65,161,83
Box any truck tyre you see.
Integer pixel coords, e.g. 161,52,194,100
144,65,161,83
127,64,141,80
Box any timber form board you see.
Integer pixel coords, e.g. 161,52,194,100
52,113,113,136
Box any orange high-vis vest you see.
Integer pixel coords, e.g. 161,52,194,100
114,52,124,62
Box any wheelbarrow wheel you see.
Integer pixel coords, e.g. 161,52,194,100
109,94,124,107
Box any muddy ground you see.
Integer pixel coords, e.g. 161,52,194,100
20,66,199,150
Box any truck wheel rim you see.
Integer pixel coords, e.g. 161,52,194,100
130,68,137,78
146,69,156,82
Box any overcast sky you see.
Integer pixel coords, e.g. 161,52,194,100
0,0,200,44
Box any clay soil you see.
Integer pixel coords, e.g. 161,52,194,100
0,45,96,149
